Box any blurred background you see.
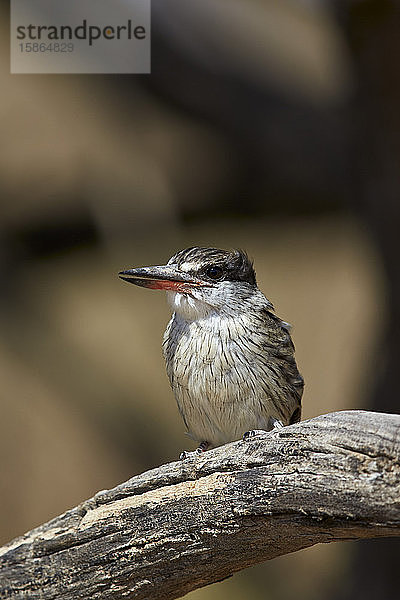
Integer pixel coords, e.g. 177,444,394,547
1,0,399,598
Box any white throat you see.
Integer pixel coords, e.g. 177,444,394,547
166,291,214,321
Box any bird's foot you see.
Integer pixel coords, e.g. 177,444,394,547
270,417,284,430
243,418,284,441
180,441,209,460
179,448,203,460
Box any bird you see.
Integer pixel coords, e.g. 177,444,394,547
119,247,303,456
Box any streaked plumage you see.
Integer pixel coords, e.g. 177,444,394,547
120,247,303,450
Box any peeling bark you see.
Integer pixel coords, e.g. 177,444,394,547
1,411,399,600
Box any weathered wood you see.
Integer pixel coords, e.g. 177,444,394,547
1,411,399,600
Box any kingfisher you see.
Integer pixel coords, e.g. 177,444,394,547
119,247,303,457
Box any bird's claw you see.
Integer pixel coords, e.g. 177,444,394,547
270,417,284,430
179,447,204,460
180,440,209,460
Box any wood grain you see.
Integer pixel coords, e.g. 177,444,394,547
1,411,399,600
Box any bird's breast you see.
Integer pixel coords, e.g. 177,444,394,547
164,312,246,376
162,309,300,446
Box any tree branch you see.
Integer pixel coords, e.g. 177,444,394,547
1,411,399,600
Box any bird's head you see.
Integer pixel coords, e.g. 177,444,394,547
119,247,258,319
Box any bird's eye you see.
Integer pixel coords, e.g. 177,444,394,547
206,265,224,280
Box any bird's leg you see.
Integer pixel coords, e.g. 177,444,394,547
180,440,210,460
243,417,284,441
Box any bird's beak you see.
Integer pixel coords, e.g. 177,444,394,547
119,265,208,292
